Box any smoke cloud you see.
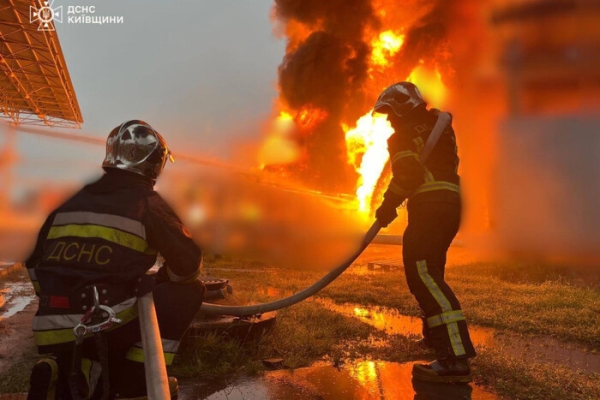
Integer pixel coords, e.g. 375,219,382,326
395,1,454,81
271,0,456,192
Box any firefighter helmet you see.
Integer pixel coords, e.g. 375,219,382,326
102,120,174,180
373,81,426,118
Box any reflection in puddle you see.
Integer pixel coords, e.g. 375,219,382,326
315,298,494,347
0,282,36,321
315,298,600,374
182,361,498,400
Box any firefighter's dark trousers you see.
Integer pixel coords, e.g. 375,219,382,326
402,200,476,361
46,279,204,399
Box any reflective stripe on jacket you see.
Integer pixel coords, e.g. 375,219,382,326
384,106,460,206
25,170,203,347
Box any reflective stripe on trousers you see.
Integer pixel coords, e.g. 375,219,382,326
416,260,466,357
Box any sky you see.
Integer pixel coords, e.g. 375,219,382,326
3,0,285,196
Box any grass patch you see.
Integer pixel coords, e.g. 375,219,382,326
474,345,600,400
456,272,600,347
0,346,38,394
214,258,600,347
174,301,386,378
193,250,600,398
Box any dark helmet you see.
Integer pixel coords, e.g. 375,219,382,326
373,81,426,118
102,120,174,180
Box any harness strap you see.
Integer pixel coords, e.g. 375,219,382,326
420,111,451,164
69,285,121,399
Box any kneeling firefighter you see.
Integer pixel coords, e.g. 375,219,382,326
373,82,476,383
25,120,206,399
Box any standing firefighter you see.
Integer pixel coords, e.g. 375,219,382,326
25,120,205,399
373,82,476,383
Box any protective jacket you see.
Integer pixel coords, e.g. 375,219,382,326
382,105,476,361
382,105,460,207
25,170,202,351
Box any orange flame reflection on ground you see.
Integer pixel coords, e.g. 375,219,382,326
344,112,394,215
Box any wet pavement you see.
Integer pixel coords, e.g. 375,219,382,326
180,361,499,400
0,269,36,322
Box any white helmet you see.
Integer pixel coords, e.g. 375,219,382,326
373,82,426,118
102,120,173,180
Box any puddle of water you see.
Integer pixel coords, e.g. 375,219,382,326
350,245,486,276
316,298,600,374
181,360,499,400
315,298,495,347
224,286,600,374
0,282,36,321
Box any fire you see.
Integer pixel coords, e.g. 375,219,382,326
408,65,449,109
371,30,404,68
279,19,323,53
264,0,453,216
344,112,394,214
278,111,293,121
258,111,300,168
344,68,448,217
295,106,328,132
344,65,448,218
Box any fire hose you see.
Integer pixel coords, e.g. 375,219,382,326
198,111,451,317
199,221,381,316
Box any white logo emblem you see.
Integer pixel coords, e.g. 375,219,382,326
30,1,63,31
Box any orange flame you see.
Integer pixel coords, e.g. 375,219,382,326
264,1,451,217
371,30,404,68
408,65,448,109
258,111,300,168
295,106,329,132
345,63,448,218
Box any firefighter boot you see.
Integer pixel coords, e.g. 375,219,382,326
412,358,472,383
27,358,59,400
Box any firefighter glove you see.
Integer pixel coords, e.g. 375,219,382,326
375,196,400,228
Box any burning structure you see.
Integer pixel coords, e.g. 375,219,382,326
257,0,600,258
260,0,454,223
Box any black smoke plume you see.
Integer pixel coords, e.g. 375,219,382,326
271,0,454,192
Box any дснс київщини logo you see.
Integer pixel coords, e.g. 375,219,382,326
30,1,63,31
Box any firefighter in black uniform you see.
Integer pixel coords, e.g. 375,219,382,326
25,120,205,399
373,82,476,383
